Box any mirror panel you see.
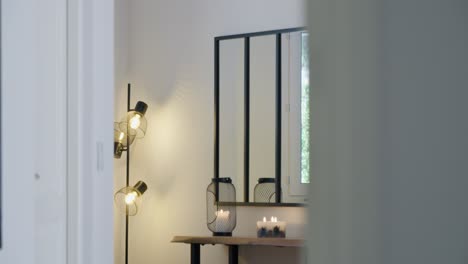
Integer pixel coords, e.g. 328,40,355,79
249,35,277,202
219,39,245,202
281,31,309,203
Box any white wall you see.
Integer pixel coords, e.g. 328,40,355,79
114,0,307,263
307,0,468,263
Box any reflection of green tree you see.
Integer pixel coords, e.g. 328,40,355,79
301,83,310,184
301,32,310,184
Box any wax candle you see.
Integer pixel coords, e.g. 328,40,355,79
256,216,287,238
215,209,231,233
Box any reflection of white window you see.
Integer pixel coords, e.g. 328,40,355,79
283,32,309,198
300,32,310,184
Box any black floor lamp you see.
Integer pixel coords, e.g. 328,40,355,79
114,83,149,264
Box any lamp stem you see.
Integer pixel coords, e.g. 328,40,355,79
125,83,131,264
125,215,129,264
126,83,131,186
127,83,131,115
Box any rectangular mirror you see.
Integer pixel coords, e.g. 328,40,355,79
214,28,308,206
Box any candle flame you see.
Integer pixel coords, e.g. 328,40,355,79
215,209,230,217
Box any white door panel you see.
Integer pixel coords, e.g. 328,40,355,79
33,0,67,263
1,0,39,262
0,0,67,263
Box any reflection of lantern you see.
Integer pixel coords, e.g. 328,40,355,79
254,178,276,203
206,178,236,236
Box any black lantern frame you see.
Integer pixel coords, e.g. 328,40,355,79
206,178,236,236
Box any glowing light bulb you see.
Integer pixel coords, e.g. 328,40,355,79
118,132,125,142
129,114,141,129
125,191,138,205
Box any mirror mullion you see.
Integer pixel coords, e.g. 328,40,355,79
275,33,282,203
244,37,250,203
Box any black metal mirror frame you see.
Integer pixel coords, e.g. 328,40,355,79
214,27,306,206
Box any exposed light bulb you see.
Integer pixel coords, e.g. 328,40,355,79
119,132,125,142
129,114,141,129
125,191,138,205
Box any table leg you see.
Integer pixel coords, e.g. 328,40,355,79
228,245,238,264
191,244,201,264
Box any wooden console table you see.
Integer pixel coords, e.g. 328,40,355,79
171,236,305,264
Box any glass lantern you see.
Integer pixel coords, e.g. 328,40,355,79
254,178,276,203
114,181,148,216
119,101,148,139
206,178,236,236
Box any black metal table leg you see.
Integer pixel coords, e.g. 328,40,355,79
228,245,238,264
191,244,201,264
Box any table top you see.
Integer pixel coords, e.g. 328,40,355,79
171,236,305,248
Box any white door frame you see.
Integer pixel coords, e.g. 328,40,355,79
67,0,114,263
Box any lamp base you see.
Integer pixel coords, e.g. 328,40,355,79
213,232,232,237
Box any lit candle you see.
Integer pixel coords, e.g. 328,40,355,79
256,216,287,238
215,209,230,233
